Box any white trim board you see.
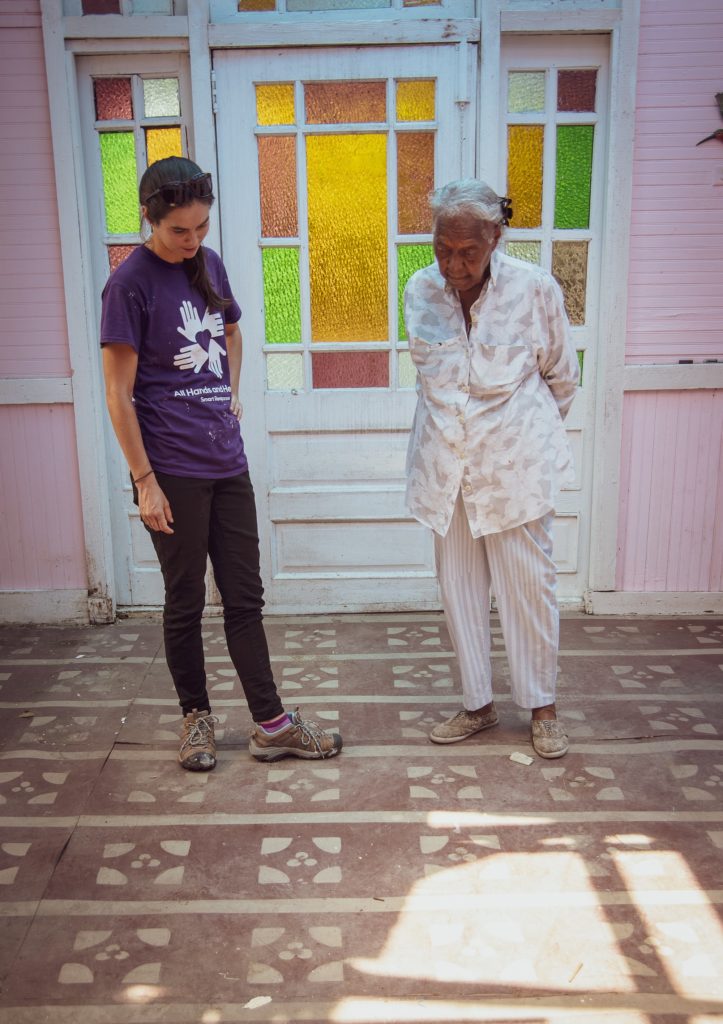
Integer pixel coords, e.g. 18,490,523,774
0,590,89,625
624,364,723,392
0,379,73,405
586,591,723,616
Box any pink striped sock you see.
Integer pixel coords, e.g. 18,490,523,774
258,712,292,735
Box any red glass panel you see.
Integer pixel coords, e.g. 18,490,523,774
94,78,132,121
312,351,388,389
82,0,121,12
108,245,137,272
557,70,597,112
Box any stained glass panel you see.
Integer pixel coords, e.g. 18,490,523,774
82,0,121,12
403,0,441,6
398,350,417,388
507,125,543,229
256,84,295,126
558,70,597,113
145,126,182,165
107,244,137,272
258,136,298,237
94,78,132,121
262,248,302,344
100,132,139,235
508,72,545,113
267,353,304,391
577,350,584,385
506,241,541,265
397,243,433,340
396,80,435,122
555,125,594,229
239,0,276,9
288,0,388,9
305,82,386,125
307,134,387,343
552,240,589,325
142,79,180,118
397,133,434,235
312,351,388,389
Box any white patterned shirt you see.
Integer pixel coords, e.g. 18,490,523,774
404,250,579,538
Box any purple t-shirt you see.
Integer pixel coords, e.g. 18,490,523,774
100,245,247,479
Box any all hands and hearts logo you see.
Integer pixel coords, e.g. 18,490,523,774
173,301,226,379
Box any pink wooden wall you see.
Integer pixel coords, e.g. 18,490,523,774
617,0,723,593
0,1,87,594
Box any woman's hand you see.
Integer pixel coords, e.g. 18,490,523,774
230,393,243,421
137,476,174,534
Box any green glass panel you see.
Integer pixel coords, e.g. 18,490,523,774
508,72,545,113
397,243,433,341
555,125,594,229
505,241,541,265
143,78,180,118
267,353,304,390
577,349,584,386
398,350,417,388
262,248,301,344
100,132,139,235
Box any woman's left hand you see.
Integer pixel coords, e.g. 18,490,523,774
230,394,243,421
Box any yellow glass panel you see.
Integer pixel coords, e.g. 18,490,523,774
145,127,182,165
507,124,543,229
256,84,295,126
396,80,435,122
307,134,387,342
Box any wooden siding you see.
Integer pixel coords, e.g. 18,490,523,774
626,0,723,363
0,0,71,378
0,405,87,590
616,390,723,592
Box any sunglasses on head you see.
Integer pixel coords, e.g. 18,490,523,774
143,171,213,207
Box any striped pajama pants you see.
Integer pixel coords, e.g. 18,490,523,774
434,493,560,711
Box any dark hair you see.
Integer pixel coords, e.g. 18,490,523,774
139,156,230,311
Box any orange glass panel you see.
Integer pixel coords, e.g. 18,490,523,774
397,132,434,234
305,82,386,124
307,133,387,342
258,136,298,238
256,84,295,126
552,240,589,325
239,0,275,9
312,351,388,388
507,124,543,229
396,80,435,122
145,127,183,165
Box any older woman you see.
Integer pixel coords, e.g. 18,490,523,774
404,179,579,758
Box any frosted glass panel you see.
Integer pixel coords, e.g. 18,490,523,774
262,248,302,344
552,240,589,325
558,70,597,113
505,241,541,265
94,78,132,121
307,134,387,342
100,132,139,235
396,80,435,122
258,136,298,237
145,127,182,165
555,126,594,229
404,0,441,6
398,350,417,388
108,245,137,272
507,125,543,229
397,133,434,234
397,243,433,340
508,72,545,113
305,82,386,124
312,352,388,389
267,353,304,391
143,79,180,118
256,84,295,126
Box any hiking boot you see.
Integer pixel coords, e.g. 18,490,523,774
179,709,218,771
531,718,568,759
249,708,342,762
429,705,499,744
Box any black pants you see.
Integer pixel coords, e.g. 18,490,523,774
137,470,284,721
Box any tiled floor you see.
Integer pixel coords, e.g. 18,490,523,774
0,613,722,1023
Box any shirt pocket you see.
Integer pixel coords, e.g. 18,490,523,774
409,334,462,380
469,338,538,394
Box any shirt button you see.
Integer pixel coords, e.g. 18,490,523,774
460,384,469,393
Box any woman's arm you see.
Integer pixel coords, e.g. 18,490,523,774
225,321,243,421
101,343,174,534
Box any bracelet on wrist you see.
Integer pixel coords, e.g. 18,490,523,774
133,469,155,485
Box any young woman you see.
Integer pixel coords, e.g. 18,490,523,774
100,156,342,771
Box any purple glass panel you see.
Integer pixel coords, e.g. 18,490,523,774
557,70,597,113
94,78,133,121
312,351,388,389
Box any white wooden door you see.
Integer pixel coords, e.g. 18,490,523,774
215,46,472,612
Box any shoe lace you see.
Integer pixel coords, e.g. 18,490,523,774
291,709,330,756
182,713,218,751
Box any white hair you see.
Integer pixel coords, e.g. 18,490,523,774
430,179,506,232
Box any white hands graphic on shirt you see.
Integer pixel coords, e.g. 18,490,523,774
173,301,226,378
